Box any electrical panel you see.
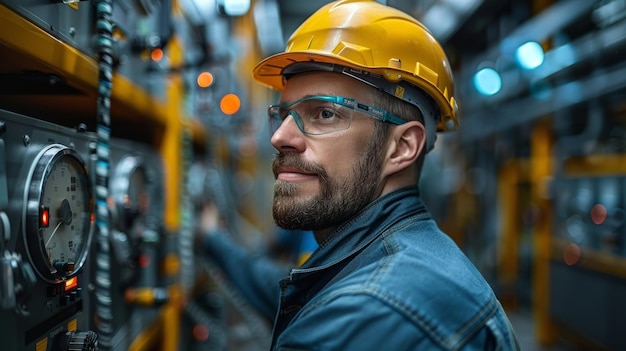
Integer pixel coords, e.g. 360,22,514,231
0,109,97,350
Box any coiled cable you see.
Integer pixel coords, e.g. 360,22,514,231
94,0,114,349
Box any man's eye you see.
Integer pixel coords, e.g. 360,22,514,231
319,109,335,120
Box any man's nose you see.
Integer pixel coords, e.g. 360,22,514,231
271,114,305,151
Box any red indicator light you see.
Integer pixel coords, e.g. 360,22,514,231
41,207,50,227
138,254,151,268
563,243,581,266
193,324,210,341
65,277,78,291
590,204,607,225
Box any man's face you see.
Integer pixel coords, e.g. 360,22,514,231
270,72,387,234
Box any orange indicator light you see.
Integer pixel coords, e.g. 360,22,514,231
197,72,214,88
220,93,241,115
65,277,78,291
151,48,164,62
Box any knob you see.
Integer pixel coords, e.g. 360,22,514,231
1,252,37,310
0,253,16,309
54,331,98,351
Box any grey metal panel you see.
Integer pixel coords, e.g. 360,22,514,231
550,261,626,350
0,0,96,57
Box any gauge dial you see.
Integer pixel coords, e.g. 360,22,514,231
112,156,150,234
110,156,151,287
24,144,94,282
124,163,150,229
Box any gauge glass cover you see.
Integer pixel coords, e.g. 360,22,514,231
24,145,94,282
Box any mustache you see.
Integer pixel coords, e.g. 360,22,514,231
272,153,325,178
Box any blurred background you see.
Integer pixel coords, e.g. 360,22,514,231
0,0,625,350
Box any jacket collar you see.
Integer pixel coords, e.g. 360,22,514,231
292,186,428,274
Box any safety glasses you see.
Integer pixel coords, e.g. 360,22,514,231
268,95,406,135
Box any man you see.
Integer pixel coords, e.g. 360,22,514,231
200,0,520,349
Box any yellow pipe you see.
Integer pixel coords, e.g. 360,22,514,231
160,33,186,231
530,120,556,345
162,285,183,351
497,160,527,311
128,319,161,351
564,154,626,176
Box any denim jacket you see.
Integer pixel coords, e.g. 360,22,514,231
205,187,519,350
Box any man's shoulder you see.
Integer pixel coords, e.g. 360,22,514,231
315,228,501,339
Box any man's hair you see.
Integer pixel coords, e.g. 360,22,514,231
369,89,427,179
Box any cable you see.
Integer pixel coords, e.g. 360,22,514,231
94,0,114,349
179,129,195,294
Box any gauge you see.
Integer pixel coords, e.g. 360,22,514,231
23,144,94,282
111,156,150,234
109,156,151,287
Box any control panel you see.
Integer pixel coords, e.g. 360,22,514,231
0,109,97,350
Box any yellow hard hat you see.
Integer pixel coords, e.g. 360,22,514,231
253,0,458,132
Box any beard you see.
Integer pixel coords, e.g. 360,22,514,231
271,139,385,232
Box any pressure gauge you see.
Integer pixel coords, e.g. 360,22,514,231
23,144,94,283
110,155,151,288
111,156,150,234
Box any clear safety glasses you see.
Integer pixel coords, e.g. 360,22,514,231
268,95,407,136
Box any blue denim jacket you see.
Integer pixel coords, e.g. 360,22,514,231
205,187,519,350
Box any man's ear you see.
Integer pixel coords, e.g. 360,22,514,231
382,121,426,177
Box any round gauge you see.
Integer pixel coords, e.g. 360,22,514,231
111,156,150,234
110,156,151,288
23,144,94,282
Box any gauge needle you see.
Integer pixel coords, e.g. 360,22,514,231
46,220,64,248
45,199,73,249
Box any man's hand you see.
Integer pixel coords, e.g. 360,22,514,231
199,201,221,233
